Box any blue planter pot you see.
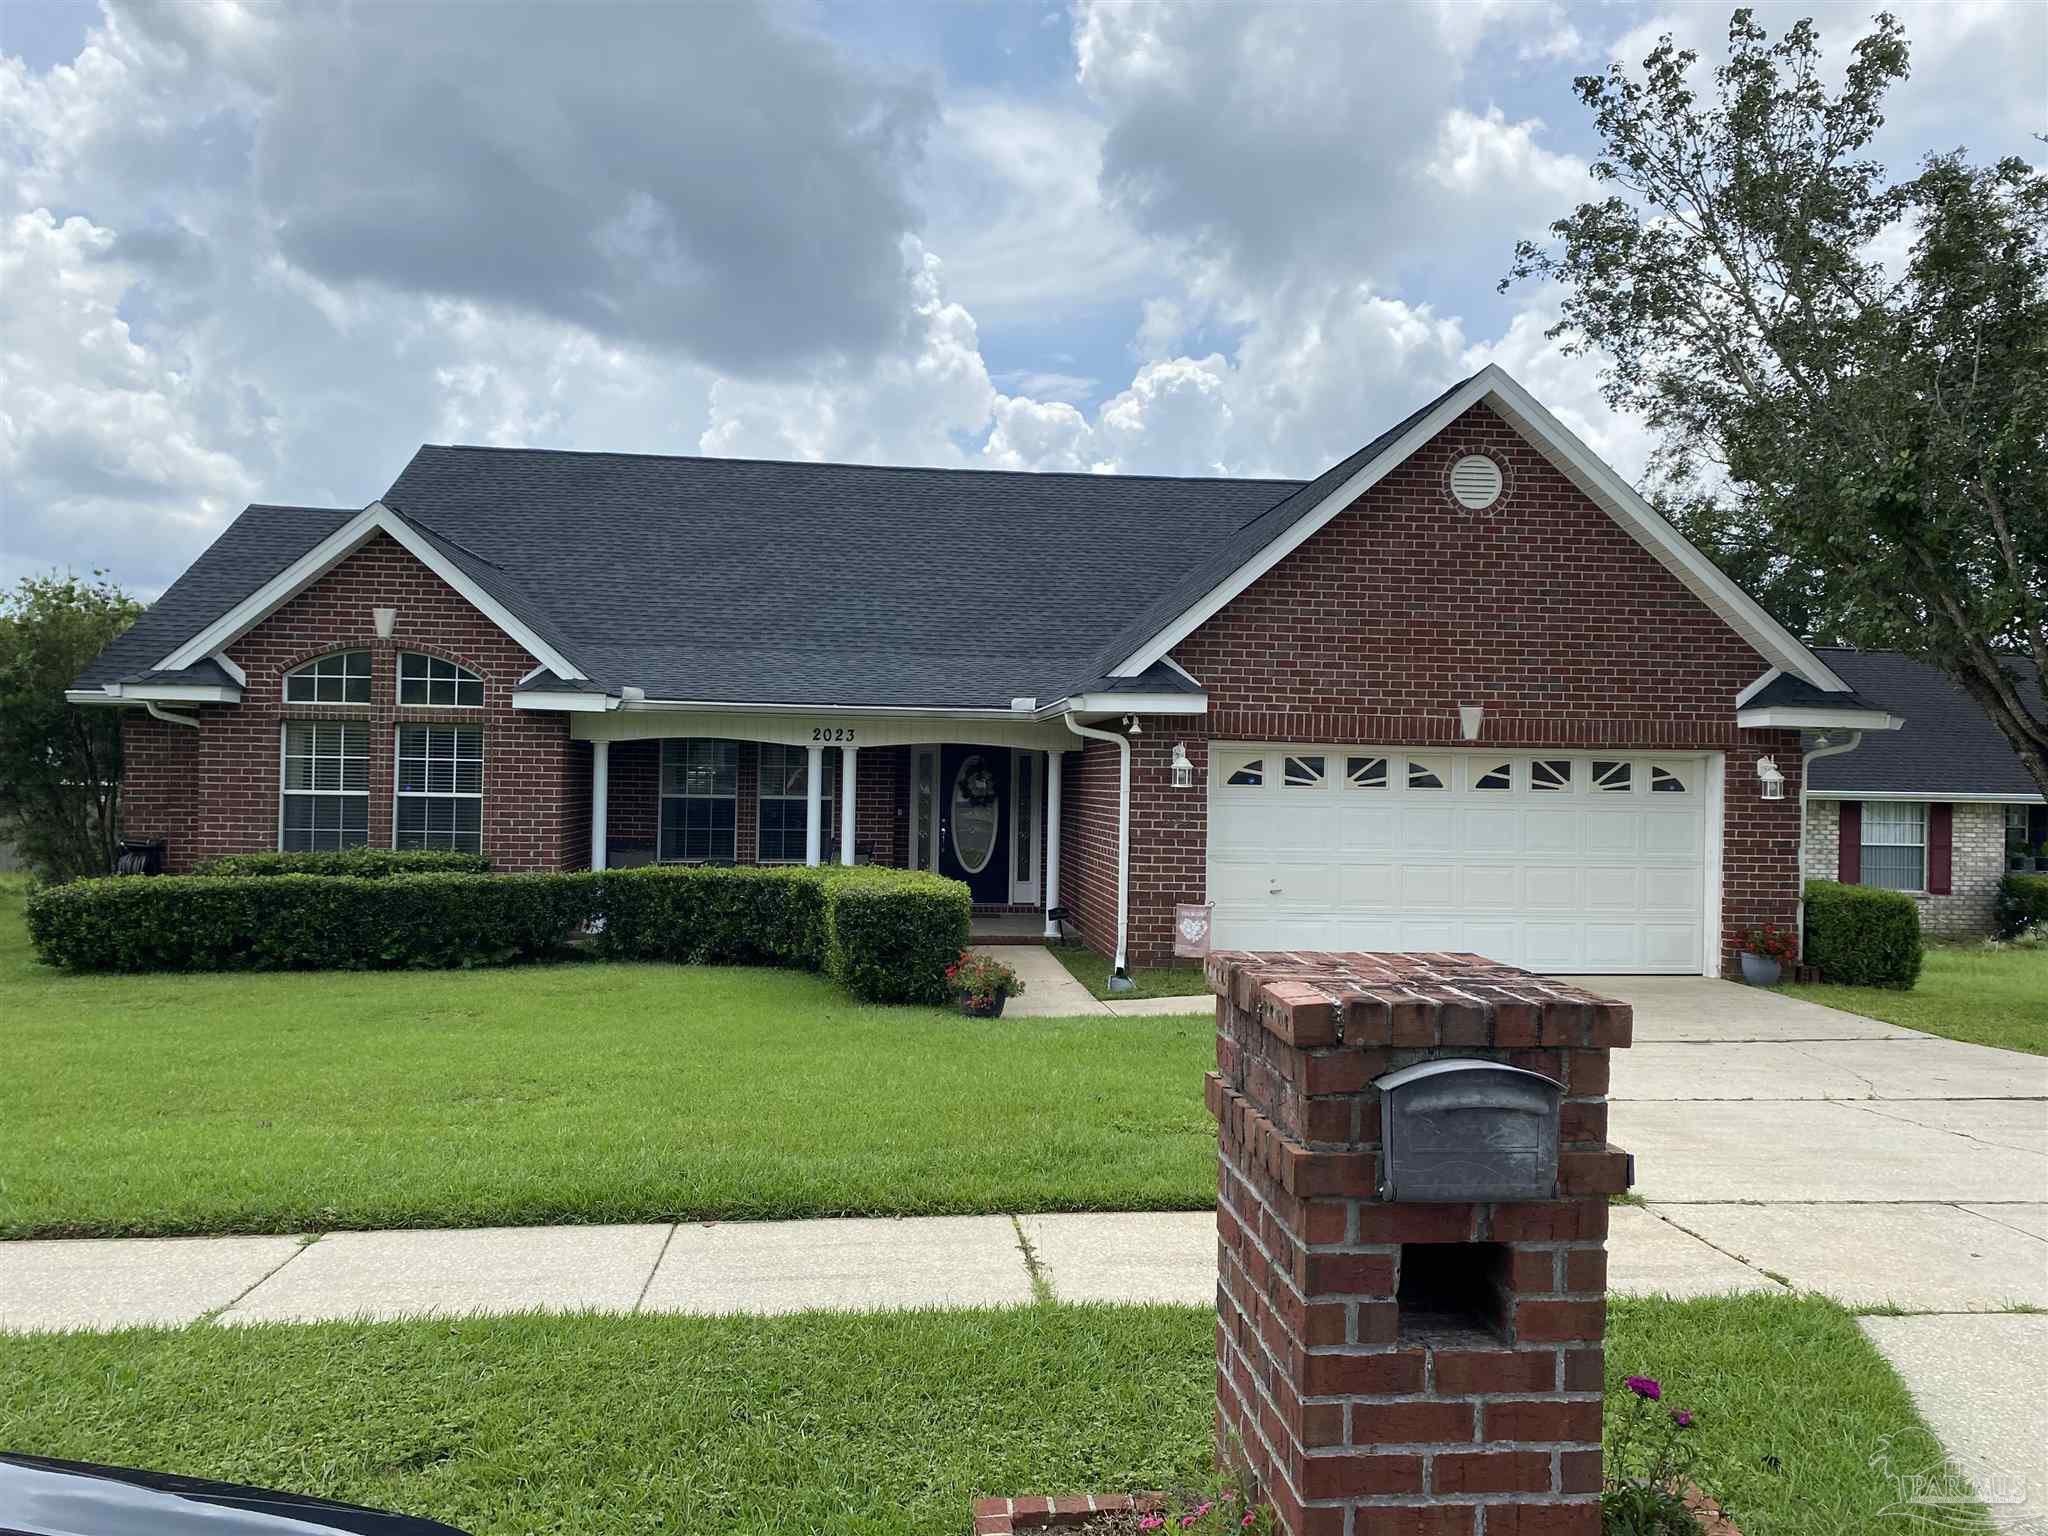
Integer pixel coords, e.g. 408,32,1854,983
1740,952,1782,986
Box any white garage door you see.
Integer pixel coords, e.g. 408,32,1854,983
1206,746,1717,974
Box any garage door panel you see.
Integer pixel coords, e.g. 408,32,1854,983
1584,816,1641,854
1401,865,1458,908
1337,862,1396,908
1208,749,1711,973
1457,865,1520,909
1397,807,1456,851
1461,808,1521,853
1523,812,1580,853
1583,867,1641,909
1643,867,1702,912
1644,812,1702,855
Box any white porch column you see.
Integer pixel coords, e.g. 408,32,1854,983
805,743,824,867
1043,748,1062,938
839,744,859,865
589,738,609,871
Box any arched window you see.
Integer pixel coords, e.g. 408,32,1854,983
398,652,484,707
283,651,371,704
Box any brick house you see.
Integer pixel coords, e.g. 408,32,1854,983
73,366,1900,978
1801,648,2045,937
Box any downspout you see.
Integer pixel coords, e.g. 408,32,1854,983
144,701,199,729
1797,730,1864,950
1065,713,1133,991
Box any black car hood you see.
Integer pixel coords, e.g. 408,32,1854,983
0,1455,469,1535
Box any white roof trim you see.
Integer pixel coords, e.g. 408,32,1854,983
1064,691,1207,717
154,502,586,682
1735,669,1782,707
1805,789,2045,805
210,651,248,688
1738,706,1904,731
67,682,242,705
512,690,615,713
1111,364,1849,694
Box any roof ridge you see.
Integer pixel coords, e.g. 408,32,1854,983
415,441,1304,488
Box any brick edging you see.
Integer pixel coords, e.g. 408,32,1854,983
971,1493,1164,1532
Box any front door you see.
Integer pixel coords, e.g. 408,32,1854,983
938,745,1011,902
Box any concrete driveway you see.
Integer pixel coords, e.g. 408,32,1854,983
1568,974,2048,1534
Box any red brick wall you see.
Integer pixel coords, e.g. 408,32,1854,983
120,532,579,872
1057,401,1803,974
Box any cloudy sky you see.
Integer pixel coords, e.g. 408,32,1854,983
2,0,2042,596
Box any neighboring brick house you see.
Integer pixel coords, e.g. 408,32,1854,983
73,366,1897,979
1801,648,2045,938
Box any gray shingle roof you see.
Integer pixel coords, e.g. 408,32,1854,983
379,447,1302,707
1743,671,1891,715
73,506,357,689
1805,649,2044,800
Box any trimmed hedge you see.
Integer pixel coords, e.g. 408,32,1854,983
24,863,973,1004
1996,872,2048,939
23,872,595,973
1802,878,1922,990
191,849,493,878
822,869,973,1005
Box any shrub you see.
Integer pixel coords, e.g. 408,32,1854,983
1995,873,2048,940
594,865,830,967
192,849,492,878
1802,879,1922,989
26,861,972,1003
821,868,972,1005
24,872,595,973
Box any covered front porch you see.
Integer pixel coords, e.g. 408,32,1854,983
574,709,1082,941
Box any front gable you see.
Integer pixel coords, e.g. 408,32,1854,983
1174,397,1783,733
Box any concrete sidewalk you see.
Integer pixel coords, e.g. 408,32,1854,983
974,943,1212,1017
0,1203,1778,1333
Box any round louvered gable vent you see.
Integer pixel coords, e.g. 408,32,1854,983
1449,453,1504,510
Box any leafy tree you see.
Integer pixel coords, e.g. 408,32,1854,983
0,574,142,881
1505,9,2047,793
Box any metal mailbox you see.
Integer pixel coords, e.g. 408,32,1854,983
1374,1060,1563,1203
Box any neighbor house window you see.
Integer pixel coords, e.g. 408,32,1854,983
757,744,835,863
395,726,483,852
398,652,483,708
280,722,369,850
661,739,738,862
283,651,371,704
1860,801,1927,892
2008,805,2048,873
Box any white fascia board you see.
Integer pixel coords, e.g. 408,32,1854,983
1804,789,2045,805
1160,655,1205,689
155,502,586,682
1737,706,1904,731
1062,692,1208,717
209,651,248,688
625,696,1054,720
71,682,241,705
1111,363,1849,696
512,690,615,713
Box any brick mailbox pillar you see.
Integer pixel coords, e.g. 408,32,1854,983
1204,951,1635,1536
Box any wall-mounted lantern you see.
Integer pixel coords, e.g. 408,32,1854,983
1757,755,1785,800
1171,742,1194,788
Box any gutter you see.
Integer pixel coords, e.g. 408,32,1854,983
1064,714,1134,992
1796,731,1864,949
144,701,200,729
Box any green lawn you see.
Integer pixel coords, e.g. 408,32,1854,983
0,1295,1953,1536
1048,941,1213,1002
1782,942,2048,1055
1,881,1215,1239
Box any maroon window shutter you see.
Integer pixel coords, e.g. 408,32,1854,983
1928,803,1953,895
1838,801,1861,884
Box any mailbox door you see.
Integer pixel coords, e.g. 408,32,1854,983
1375,1061,1563,1202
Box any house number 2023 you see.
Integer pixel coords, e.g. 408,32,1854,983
811,728,857,743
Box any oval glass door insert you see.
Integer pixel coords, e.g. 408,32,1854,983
950,754,1000,874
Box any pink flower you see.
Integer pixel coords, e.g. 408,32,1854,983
1242,1517,1256,1529
1138,1520,1164,1532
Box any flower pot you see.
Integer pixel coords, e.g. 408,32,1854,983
960,994,1007,1018
1739,952,1782,987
